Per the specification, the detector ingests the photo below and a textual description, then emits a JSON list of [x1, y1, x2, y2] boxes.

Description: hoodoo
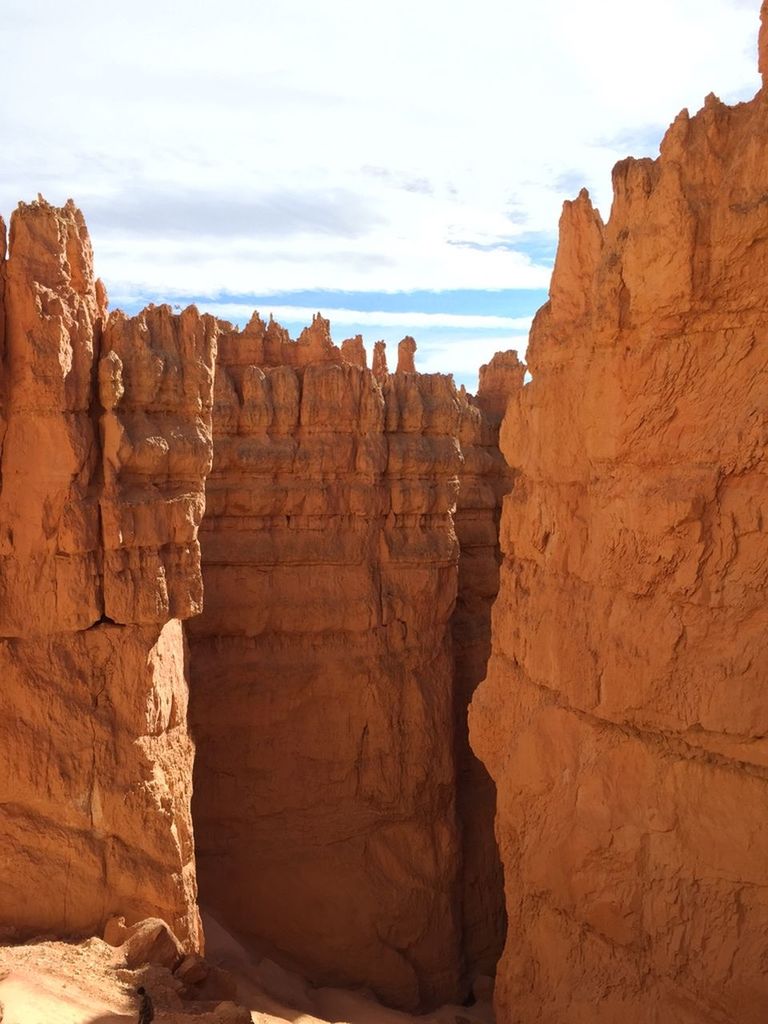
[[470, 12, 768, 1022], [0, 198, 217, 949]]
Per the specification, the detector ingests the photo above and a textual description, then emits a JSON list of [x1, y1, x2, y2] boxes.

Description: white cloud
[[0, 0, 761, 303], [193, 303, 533, 331], [97, 229, 551, 297], [416, 335, 530, 381]]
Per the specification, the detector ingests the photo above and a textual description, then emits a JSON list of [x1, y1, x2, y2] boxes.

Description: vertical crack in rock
[[453, 352, 524, 988]]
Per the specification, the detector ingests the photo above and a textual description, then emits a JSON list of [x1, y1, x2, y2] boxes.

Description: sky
[[0, 0, 762, 389]]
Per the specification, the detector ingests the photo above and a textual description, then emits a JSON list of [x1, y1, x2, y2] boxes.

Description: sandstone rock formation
[[0, 198, 216, 950], [188, 324, 520, 1009], [340, 333, 367, 369], [99, 304, 217, 623], [0, 198, 103, 635], [396, 336, 417, 373], [372, 339, 388, 382], [471, 25, 768, 1024], [0, 197, 518, 1006]]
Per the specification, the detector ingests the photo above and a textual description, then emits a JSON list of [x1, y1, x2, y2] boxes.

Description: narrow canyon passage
[[4, 12, 768, 1024], [187, 319, 521, 1011]]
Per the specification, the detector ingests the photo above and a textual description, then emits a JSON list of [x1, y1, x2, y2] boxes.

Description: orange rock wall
[[471, 74, 768, 1024], [188, 322, 519, 1009], [0, 200, 216, 949]]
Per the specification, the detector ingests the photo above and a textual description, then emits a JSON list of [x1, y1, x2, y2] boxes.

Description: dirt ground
[[0, 917, 494, 1024]]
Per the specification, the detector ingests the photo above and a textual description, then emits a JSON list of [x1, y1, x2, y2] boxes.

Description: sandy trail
[[0, 929, 493, 1024], [0, 938, 133, 1024]]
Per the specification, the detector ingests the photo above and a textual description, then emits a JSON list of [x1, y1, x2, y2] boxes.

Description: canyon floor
[[0, 916, 494, 1024]]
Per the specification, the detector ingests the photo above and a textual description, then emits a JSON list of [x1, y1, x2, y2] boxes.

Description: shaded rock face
[[0, 199, 217, 949], [188, 325, 520, 1009], [471, 61, 768, 1024], [452, 354, 523, 980]]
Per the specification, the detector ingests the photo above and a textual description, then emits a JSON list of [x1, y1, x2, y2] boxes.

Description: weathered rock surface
[[0, 198, 104, 635], [188, 321, 518, 1009], [396, 336, 417, 373], [341, 333, 367, 369], [120, 917, 186, 970], [0, 198, 216, 950], [99, 304, 217, 624], [373, 339, 389, 382], [0, 621, 201, 947], [471, 26, 768, 1024]]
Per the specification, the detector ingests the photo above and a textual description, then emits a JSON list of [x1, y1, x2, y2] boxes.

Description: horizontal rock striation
[[0, 198, 216, 949], [188, 321, 519, 1009], [471, 29, 768, 1024]]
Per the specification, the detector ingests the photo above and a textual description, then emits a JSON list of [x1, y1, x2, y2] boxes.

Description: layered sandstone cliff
[[0, 199, 216, 949], [471, 24, 768, 1024], [0, 197, 518, 1002], [188, 323, 519, 1009]]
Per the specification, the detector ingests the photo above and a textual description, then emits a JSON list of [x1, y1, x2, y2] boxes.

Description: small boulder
[[122, 918, 185, 970], [175, 952, 210, 987], [210, 1002, 251, 1024], [103, 915, 130, 947], [194, 964, 239, 1001]]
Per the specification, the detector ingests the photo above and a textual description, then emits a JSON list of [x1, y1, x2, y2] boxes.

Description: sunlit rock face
[[188, 321, 521, 1010], [0, 198, 216, 950], [471, 22, 768, 1024]]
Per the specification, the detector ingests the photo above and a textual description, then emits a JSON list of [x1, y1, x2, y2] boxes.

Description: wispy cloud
[[0, 0, 761, 386], [82, 187, 384, 240], [193, 302, 533, 332], [94, 232, 551, 298]]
